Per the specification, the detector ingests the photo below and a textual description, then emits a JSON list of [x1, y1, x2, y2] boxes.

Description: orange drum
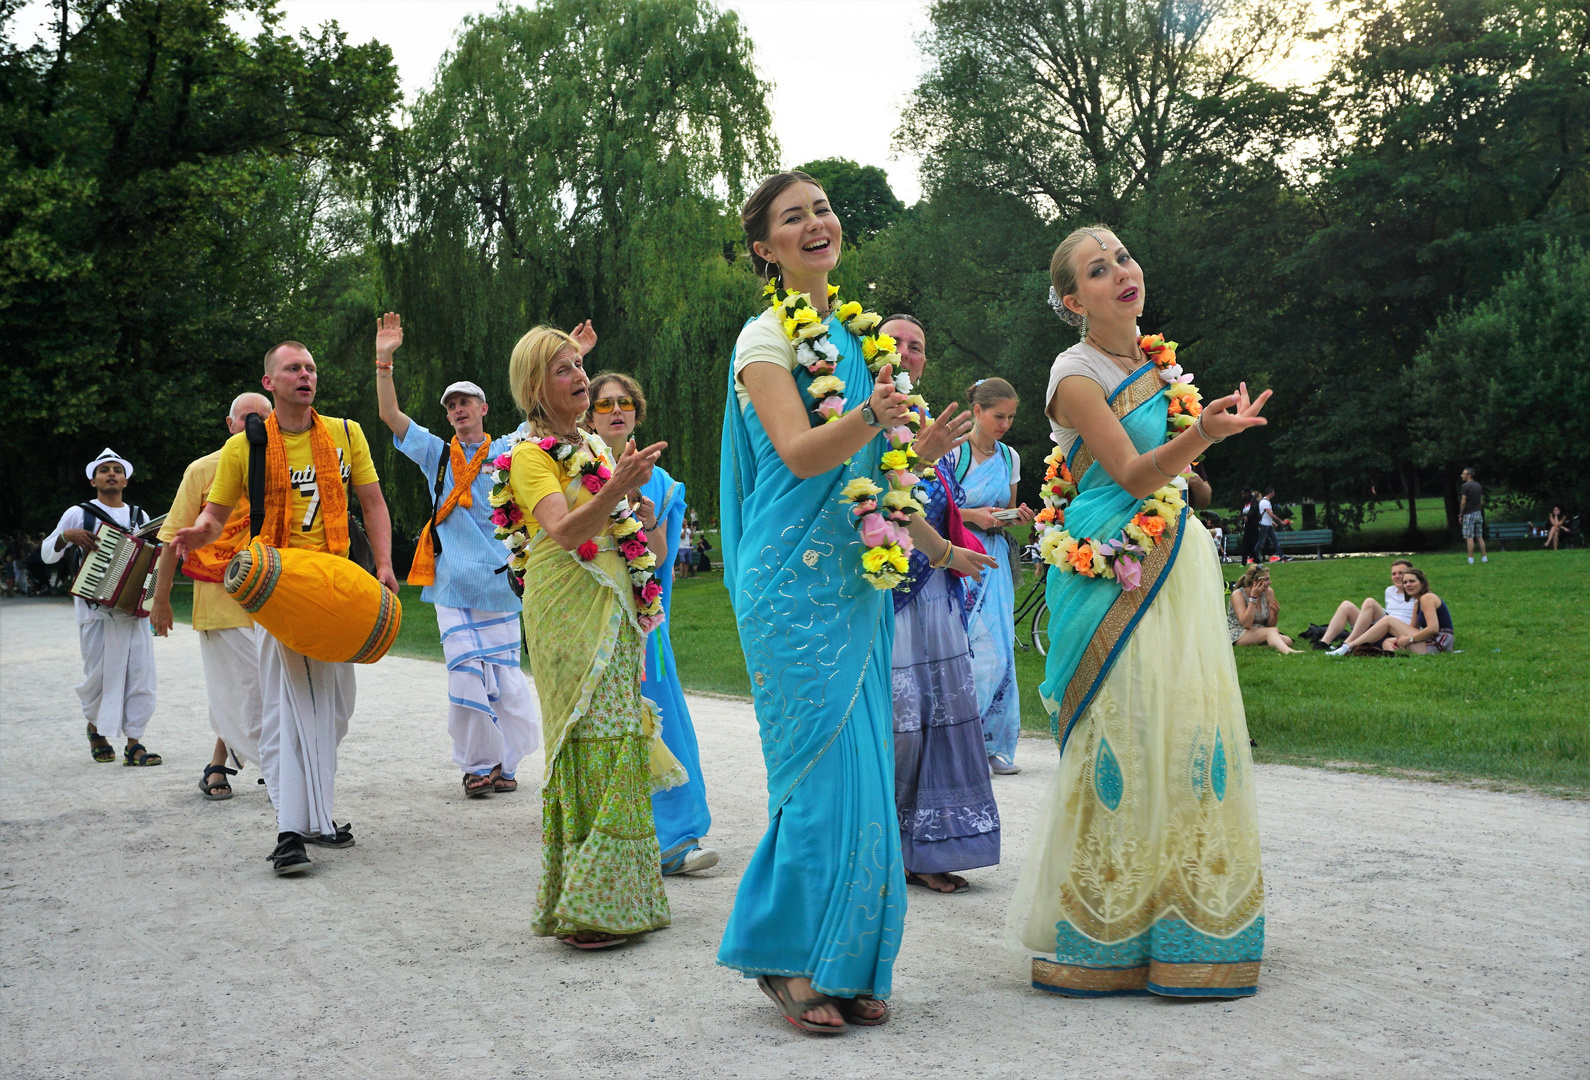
[[224, 540, 402, 664]]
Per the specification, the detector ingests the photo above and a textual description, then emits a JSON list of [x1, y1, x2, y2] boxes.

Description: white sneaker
[[1468, 556, 1475, 564], [1482, 556, 1488, 563], [665, 847, 719, 875], [1328, 643, 1352, 656]]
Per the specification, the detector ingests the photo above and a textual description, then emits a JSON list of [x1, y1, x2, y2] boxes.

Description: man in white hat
[[41, 448, 161, 766], [149, 392, 275, 801], [373, 312, 543, 798]]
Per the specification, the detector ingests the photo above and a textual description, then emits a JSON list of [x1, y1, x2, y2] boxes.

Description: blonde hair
[[509, 325, 581, 432], [586, 371, 648, 426], [1049, 224, 1115, 326], [1235, 564, 1270, 593]]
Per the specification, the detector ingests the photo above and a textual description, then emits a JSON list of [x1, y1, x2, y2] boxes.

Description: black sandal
[[268, 833, 311, 876], [464, 772, 494, 798], [86, 724, 115, 763], [490, 765, 517, 794], [122, 742, 162, 767], [305, 821, 354, 848], [200, 764, 237, 800]]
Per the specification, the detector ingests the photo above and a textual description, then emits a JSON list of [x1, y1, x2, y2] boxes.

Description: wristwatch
[[861, 402, 883, 428]]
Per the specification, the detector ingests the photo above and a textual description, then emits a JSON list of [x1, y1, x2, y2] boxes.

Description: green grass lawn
[[166, 548, 1588, 794]]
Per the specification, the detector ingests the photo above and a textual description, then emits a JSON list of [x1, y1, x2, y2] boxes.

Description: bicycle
[[1013, 559, 1051, 655]]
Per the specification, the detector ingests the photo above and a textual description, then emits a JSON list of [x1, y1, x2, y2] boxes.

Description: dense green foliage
[[4, 0, 1586, 547], [0, 0, 398, 526]]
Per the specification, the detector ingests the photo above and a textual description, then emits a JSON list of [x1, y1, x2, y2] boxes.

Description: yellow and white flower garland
[[763, 279, 930, 590]]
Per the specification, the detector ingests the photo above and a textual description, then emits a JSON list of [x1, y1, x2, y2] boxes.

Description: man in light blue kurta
[[374, 314, 540, 794]]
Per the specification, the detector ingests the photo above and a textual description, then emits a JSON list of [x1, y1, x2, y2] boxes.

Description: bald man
[[151, 392, 275, 801]]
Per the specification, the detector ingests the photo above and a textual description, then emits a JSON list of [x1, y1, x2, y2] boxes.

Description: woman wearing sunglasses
[[585, 373, 717, 877]]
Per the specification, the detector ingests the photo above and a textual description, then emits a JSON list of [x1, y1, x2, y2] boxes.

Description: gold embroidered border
[[1148, 960, 1262, 990], [1055, 874, 1266, 943], [1032, 959, 1148, 995], [1068, 366, 1165, 481], [1057, 510, 1183, 730]]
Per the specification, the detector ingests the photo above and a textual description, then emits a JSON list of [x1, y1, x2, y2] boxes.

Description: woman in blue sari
[[951, 378, 1034, 774], [719, 172, 994, 1033], [585, 372, 716, 875], [1008, 225, 1272, 998]]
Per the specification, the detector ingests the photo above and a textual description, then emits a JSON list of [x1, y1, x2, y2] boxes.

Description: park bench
[[1484, 521, 1532, 549], [1218, 528, 1333, 558]]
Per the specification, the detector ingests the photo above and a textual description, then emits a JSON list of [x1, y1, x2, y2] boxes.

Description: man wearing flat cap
[[373, 312, 543, 799], [41, 448, 162, 766]]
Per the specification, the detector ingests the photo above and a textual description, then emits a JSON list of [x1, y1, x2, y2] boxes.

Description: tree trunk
[[1403, 464, 1420, 541], [1444, 478, 1461, 539]]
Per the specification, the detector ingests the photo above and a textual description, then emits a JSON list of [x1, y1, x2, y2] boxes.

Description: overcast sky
[[10, 0, 1333, 206]]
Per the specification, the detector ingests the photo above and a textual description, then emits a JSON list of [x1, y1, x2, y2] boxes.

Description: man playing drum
[[372, 312, 542, 799], [41, 448, 161, 767], [150, 392, 274, 801], [174, 342, 401, 876]]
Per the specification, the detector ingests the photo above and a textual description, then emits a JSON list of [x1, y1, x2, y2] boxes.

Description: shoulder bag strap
[[77, 502, 128, 534], [245, 412, 268, 538], [428, 442, 450, 557], [953, 443, 974, 484]]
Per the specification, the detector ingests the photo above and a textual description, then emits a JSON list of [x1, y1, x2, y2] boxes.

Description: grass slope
[[164, 549, 1587, 793]]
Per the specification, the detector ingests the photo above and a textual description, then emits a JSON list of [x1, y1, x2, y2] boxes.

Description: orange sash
[[407, 435, 491, 586], [260, 410, 349, 555], [181, 499, 252, 582]]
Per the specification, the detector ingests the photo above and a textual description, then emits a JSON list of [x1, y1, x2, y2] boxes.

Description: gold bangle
[[933, 541, 955, 569], [1151, 445, 1176, 480]]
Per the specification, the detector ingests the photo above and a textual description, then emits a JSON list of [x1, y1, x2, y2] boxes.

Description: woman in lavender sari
[[883, 316, 1001, 894]]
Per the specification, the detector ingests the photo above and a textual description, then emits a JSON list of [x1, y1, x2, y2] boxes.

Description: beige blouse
[[1044, 340, 1135, 458]]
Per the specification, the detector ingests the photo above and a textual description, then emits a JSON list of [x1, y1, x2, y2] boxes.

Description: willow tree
[[377, 0, 776, 526]]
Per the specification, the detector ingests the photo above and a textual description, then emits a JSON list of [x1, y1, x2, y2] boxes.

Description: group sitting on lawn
[[1323, 564, 1455, 655]]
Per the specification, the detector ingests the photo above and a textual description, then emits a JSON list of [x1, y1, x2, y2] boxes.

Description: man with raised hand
[[41, 449, 160, 767], [373, 311, 542, 799], [150, 392, 274, 801], [174, 342, 399, 876]]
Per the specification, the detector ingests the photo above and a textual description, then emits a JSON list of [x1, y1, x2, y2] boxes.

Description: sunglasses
[[592, 396, 636, 414]]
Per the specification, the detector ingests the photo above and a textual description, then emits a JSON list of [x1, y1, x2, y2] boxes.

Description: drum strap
[[245, 412, 268, 538]]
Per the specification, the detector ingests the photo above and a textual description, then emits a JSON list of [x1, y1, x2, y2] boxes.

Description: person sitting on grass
[[1321, 558, 1415, 650], [1330, 567, 1453, 655], [1228, 565, 1300, 653]]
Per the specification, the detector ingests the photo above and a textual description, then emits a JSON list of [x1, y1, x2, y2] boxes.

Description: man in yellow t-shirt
[[173, 341, 398, 877], [150, 392, 273, 801]]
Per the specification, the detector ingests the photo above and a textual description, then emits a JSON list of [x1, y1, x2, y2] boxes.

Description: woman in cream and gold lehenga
[[492, 326, 685, 950], [1009, 225, 1272, 998]]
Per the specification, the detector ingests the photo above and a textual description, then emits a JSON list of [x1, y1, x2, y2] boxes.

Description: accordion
[[70, 516, 166, 617]]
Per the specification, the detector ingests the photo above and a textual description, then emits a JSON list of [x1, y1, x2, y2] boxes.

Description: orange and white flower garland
[[1035, 335, 1196, 592], [763, 279, 931, 590], [488, 430, 665, 629]]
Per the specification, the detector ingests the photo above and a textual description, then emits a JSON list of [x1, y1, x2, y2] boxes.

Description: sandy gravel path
[[1, 597, 1585, 1079]]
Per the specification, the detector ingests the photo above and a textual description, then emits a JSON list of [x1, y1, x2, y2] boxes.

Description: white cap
[[440, 381, 487, 407], [85, 447, 133, 480]]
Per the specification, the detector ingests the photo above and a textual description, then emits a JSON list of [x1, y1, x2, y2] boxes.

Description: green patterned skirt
[[533, 623, 671, 938]]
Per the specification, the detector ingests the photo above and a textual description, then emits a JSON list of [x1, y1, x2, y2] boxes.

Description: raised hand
[[570, 320, 598, 357], [913, 401, 973, 463], [611, 438, 666, 492], [376, 311, 403, 361], [1201, 381, 1272, 440], [868, 365, 912, 428]]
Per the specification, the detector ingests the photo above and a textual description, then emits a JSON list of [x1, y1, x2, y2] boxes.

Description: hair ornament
[[1048, 285, 1086, 328]]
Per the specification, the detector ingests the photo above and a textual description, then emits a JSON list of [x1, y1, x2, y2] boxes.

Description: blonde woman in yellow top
[[497, 326, 684, 949]]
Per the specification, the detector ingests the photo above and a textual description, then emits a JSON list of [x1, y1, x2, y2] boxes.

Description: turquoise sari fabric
[[957, 446, 1022, 767], [1039, 364, 1188, 746], [640, 466, 712, 870], [717, 312, 905, 999]]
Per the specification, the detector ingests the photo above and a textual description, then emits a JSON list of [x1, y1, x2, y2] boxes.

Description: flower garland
[[488, 430, 664, 630], [1034, 334, 1198, 592], [763, 279, 933, 591]]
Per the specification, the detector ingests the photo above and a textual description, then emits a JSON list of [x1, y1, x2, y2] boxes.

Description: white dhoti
[[76, 611, 156, 742], [437, 606, 541, 783], [199, 625, 265, 767], [257, 630, 355, 838]]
